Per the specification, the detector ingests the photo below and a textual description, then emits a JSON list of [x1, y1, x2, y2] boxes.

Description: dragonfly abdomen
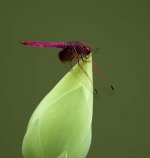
[[20, 41, 68, 48]]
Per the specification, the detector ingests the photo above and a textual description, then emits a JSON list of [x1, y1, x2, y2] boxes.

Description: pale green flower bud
[[22, 56, 93, 158]]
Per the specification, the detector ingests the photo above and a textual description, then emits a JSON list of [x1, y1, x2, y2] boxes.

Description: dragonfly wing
[[93, 62, 114, 95]]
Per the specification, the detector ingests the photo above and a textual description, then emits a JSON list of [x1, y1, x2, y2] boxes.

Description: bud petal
[[22, 56, 93, 158]]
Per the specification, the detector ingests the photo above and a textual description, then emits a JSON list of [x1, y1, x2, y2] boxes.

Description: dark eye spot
[[83, 45, 91, 52]]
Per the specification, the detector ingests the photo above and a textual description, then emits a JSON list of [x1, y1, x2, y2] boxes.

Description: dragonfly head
[[81, 42, 92, 55]]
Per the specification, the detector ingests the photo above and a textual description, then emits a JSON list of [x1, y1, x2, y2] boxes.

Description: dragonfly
[[20, 41, 92, 67], [20, 40, 114, 94]]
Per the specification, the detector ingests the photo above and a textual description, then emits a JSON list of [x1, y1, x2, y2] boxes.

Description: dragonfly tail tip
[[19, 41, 27, 45]]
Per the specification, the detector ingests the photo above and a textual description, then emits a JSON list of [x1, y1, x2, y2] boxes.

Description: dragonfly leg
[[69, 46, 79, 70], [69, 56, 77, 70], [69, 59, 73, 69], [76, 55, 92, 82], [80, 54, 91, 62], [77, 54, 99, 94]]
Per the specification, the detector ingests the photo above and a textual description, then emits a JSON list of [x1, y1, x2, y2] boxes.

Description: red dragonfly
[[20, 40, 114, 94], [20, 41, 92, 67]]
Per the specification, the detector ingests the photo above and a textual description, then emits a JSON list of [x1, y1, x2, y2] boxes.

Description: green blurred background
[[0, 0, 150, 157]]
